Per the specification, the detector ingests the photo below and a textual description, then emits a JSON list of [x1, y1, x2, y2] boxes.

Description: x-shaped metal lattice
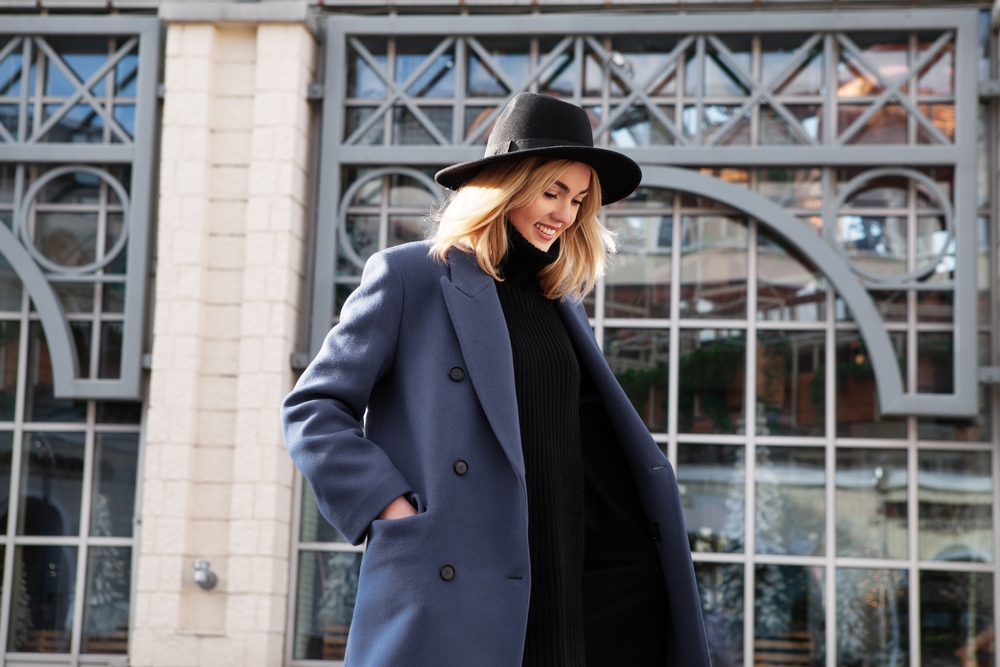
[[0, 36, 137, 144], [835, 30, 954, 145], [343, 29, 955, 149]]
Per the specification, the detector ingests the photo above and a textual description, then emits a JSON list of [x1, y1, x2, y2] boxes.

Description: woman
[[282, 92, 711, 667]]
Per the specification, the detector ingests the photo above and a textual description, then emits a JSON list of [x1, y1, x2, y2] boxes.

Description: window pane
[[696, 562, 744, 667], [756, 331, 825, 436], [756, 446, 825, 556], [836, 448, 907, 559], [0, 320, 19, 420], [920, 571, 993, 667], [34, 211, 99, 267], [81, 546, 130, 654], [300, 483, 348, 543], [678, 444, 744, 553], [836, 568, 908, 667], [918, 451, 993, 562], [18, 431, 85, 536], [388, 215, 433, 249], [757, 230, 826, 322], [757, 169, 822, 209], [293, 551, 363, 660], [605, 215, 672, 319], [8, 545, 77, 653], [604, 328, 669, 433], [916, 332, 952, 394], [98, 321, 123, 380], [26, 322, 87, 422], [679, 329, 746, 435], [96, 401, 142, 425], [835, 213, 907, 278], [91, 433, 139, 538], [0, 254, 23, 311], [0, 432, 11, 533], [754, 565, 824, 667], [680, 214, 748, 319], [835, 332, 906, 439]]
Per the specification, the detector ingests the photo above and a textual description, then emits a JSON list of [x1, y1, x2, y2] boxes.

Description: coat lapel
[[440, 249, 525, 480]]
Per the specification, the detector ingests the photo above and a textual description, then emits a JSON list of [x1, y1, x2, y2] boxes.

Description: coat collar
[[440, 248, 524, 480]]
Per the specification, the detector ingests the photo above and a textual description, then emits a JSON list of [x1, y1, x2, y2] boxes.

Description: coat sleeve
[[281, 250, 412, 545]]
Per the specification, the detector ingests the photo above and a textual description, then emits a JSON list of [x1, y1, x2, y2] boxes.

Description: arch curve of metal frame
[[643, 166, 975, 418]]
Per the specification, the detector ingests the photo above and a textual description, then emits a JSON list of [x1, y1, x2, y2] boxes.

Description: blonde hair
[[430, 157, 615, 302]]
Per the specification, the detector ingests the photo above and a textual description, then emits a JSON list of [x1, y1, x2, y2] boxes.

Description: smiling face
[[508, 161, 593, 252]]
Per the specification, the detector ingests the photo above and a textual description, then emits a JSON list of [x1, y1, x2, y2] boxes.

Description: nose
[[551, 199, 575, 224]]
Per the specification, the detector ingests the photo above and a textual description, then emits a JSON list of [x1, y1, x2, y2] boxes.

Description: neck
[[498, 224, 560, 283]]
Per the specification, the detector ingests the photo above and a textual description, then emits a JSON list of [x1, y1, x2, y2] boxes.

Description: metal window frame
[[0, 16, 160, 400], [313, 8, 978, 417]]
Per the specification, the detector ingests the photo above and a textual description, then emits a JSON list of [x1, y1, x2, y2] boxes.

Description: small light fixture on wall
[[193, 560, 218, 590]]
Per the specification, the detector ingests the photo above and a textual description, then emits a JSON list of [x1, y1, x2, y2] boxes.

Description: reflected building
[[0, 2, 996, 667]]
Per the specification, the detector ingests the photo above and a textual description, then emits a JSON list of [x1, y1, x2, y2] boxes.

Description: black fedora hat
[[435, 93, 641, 205]]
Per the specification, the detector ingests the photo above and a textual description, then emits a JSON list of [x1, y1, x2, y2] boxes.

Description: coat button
[[440, 565, 456, 581], [448, 367, 465, 382], [454, 460, 468, 475]]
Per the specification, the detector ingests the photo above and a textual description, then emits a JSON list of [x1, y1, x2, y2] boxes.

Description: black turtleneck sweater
[[495, 229, 586, 667], [496, 227, 670, 667]]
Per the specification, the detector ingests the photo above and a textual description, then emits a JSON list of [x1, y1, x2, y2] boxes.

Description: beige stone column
[[135, 20, 315, 667]]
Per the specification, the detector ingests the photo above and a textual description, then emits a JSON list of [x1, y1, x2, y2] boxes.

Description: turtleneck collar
[[498, 223, 561, 283]]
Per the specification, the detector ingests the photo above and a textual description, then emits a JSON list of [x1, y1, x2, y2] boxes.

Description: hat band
[[485, 137, 590, 157]]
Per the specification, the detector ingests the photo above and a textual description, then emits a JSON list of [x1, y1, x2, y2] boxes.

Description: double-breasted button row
[[448, 367, 465, 382], [440, 565, 456, 581]]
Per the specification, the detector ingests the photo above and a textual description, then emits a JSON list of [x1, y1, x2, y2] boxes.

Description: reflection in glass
[[387, 172, 437, 208], [920, 571, 993, 667], [18, 431, 85, 536], [756, 331, 825, 436], [756, 447, 824, 556], [96, 401, 141, 425], [8, 545, 76, 652], [754, 565, 824, 667], [26, 322, 87, 422], [344, 107, 383, 145], [678, 329, 745, 434], [916, 332, 952, 394], [919, 451, 992, 562], [35, 211, 98, 267], [919, 385, 990, 443], [604, 328, 668, 433], [763, 37, 823, 96], [916, 291, 952, 323], [465, 106, 497, 143], [466, 38, 529, 97], [347, 39, 387, 98], [695, 563, 743, 667], [757, 231, 826, 322], [836, 569, 908, 667], [82, 547, 131, 654], [757, 169, 822, 209], [835, 333, 906, 439], [677, 444, 744, 553], [835, 214, 906, 278], [0, 433, 10, 532], [340, 215, 379, 276], [679, 215, 747, 319], [99, 322, 123, 380], [53, 283, 95, 312], [760, 105, 819, 145], [388, 216, 432, 249], [836, 449, 907, 559], [91, 433, 139, 537], [609, 106, 674, 147], [396, 41, 454, 98], [0, 321, 18, 420], [692, 39, 751, 97], [293, 551, 363, 660], [844, 105, 908, 145], [300, 483, 348, 543], [391, 107, 450, 145], [605, 216, 671, 319], [0, 254, 22, 311]]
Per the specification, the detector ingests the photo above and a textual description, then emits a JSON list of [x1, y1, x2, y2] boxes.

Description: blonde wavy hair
[[430, 156, 615, 302]]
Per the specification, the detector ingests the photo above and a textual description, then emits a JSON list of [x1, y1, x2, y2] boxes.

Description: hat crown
[[485, 93, 594, 158]]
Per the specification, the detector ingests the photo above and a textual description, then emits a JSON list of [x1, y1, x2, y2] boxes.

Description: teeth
[[535, 223, 556, 236]]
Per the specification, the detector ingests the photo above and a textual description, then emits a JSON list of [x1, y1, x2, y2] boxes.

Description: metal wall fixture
[[0, 17, 160, 400], [310, 8, 978, 417], [193, 560, 218, 590]]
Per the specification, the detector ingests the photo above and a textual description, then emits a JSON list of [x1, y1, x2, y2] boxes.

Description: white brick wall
[[136, 21, 316, 667]]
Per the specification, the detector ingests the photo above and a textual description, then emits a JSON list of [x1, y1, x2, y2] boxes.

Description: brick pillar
[[134, 21, 315, 667]]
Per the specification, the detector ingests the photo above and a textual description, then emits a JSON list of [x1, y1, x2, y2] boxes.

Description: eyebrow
[[552, 180, 590, 196]]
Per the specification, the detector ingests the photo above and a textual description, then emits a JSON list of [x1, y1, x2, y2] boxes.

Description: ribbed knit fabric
[[495, 228, 586, 667]]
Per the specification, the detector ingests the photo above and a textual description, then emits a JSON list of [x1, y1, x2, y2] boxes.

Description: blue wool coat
[[282, 241, 711, 667]]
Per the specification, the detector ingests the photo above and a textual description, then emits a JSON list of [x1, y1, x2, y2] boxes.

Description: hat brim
[[434, 145, 642, 206]]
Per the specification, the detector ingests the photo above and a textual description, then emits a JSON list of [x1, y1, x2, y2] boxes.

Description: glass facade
[[0, 24, 152, 662], [298, 10, 997, 666]]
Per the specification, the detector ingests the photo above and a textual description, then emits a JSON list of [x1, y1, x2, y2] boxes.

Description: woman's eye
[[543, 192, 558, 199], [572, 200, 583, 206]]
